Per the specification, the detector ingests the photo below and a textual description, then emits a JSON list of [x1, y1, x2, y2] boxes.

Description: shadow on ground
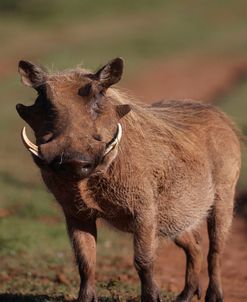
[[0, 294, 73, 302], [0, 294, 71, 302], [0, 293, 142, 302]]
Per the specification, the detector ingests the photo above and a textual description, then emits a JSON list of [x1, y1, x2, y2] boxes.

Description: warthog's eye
[[92, 134, 102, 141], [78, 83, 92, 97], [39, 132, 54, 144]]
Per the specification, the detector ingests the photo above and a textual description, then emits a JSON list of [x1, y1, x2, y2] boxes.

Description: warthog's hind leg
[[174, 230, 203, 302], [206, 190, 234, 302]]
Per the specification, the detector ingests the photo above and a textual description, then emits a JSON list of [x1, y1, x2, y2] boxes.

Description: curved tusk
[[21, 127, 38, 151], [104, 123, 122, 156], [21, 126, 41, 158]]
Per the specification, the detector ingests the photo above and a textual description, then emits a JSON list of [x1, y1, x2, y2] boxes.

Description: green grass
[[0, 0, 247, 71], [0, 212, 174, 301]]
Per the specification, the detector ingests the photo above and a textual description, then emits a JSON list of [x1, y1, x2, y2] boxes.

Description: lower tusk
[[28, 147, 40, 158], [104, 123, 122, 156], [104, 144, 114, 156]]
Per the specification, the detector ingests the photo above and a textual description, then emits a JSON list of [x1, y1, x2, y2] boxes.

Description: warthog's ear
[[116, 104, 132, 119], [95, 57, 124, 89], [18, 60, 46, 88]]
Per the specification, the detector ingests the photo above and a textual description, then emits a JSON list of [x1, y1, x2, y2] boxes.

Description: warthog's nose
[[76, 160, 95, 176], [51, 157, 95, 178]]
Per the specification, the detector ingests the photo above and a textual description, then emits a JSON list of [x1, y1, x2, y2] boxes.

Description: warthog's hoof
[[141, 290, 161, 302], [77, 289, 98, 302], [77, 295, 97, 302], [141, 295, 161, 302], [174, 284, 202, 302], [205, 284, 223, 302]]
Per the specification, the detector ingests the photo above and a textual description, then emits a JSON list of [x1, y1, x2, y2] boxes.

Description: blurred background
[[0, 1, 246, 301]]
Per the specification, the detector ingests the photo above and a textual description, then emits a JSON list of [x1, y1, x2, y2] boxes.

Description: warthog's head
[[16, 58, 131, 180]]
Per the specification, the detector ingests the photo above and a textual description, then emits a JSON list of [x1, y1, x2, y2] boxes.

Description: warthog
[[16, 58, 241, 302]]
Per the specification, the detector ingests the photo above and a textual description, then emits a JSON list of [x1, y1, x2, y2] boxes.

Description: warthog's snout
[[50, 156, 96, 178], [21, 126, 99, 178], [20, 124, 123, 179]]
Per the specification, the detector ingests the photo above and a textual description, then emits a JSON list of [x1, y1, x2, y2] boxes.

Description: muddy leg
[[66, 216, 97, 302], [174, 230, 203, 302], [133, 212, 161, 302], [206, 192, 234, 302]]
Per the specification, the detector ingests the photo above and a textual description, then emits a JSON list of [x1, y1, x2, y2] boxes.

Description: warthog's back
[[146, 99, 241, 236]]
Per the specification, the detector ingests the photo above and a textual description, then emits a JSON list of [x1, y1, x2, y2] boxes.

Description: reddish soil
[[125, 55, 247, 103], [124, 55, 247, 302], [154, 218, 247, 302]]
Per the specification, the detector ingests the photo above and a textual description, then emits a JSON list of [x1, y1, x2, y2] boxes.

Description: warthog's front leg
[[133, 210, 161, 302], [66, 216, 97, 302]]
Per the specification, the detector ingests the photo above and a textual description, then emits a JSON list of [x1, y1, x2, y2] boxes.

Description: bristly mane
[[107, 89, 214, 156], [108, 86, 241, 141]]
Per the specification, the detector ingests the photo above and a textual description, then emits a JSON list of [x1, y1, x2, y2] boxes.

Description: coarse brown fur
[[16, 58, 241, 302]]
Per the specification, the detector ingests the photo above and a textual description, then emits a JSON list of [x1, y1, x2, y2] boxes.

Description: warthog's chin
[[20, 123, 122, 178]]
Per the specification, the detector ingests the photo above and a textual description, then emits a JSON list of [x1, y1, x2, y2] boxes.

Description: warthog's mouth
[[21, 123, 122, 170]]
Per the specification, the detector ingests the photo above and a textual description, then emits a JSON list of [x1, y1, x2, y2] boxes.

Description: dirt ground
[[125, 55, 247, 302], [154, 218, 247, 302]]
